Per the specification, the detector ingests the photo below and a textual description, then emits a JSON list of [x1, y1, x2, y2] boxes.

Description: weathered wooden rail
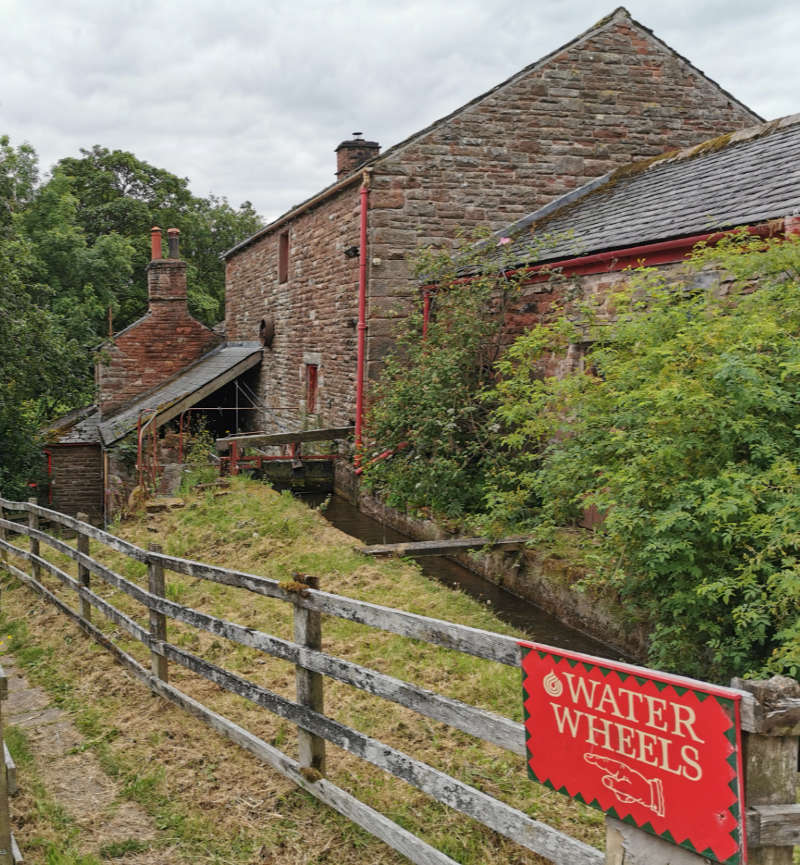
[[360, 535, 530, 557], [0, 496, 798, 864], [216, 426, 353, 478]]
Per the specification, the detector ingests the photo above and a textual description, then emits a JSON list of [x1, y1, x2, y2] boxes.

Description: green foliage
[[178, 419, 218, 491], [0, 158, 93, 497], [53, 145, 262, 328], [488, 231, 800, 679], [362, 232, 530, 518], [0, 134, 263, 497]]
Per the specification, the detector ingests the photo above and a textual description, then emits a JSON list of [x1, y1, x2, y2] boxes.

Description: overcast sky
[[2, 1, 798, 223]]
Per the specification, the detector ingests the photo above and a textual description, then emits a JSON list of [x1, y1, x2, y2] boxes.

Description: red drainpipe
[[422, 289, 431, 339], [354, 173, 370, 465]]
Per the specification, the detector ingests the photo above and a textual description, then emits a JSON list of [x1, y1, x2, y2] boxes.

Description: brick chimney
[[335, 133, 380, 178], [147, 226, 187, 308], [97, 226, 222, 417]]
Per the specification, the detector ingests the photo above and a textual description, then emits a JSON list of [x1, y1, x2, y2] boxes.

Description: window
[[278, 231, 289, 283], [305, 364, 318, 413]]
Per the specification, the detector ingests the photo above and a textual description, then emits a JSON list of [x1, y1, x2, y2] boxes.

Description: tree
[[0, 149, 92, 497], [51, 146, 262, 330]]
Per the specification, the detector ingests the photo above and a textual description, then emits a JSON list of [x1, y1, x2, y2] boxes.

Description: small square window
[[278, 231, 289, 283]]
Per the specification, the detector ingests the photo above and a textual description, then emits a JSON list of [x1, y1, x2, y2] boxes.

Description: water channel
[[305, 493, 625, 661]]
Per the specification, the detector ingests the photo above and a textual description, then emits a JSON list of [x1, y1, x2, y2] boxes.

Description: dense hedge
[[365, 231, 800, 680]]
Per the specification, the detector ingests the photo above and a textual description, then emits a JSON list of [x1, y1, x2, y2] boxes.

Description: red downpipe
[[354, 175, 369, 465]]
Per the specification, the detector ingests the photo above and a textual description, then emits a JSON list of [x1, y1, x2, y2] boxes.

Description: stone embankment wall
[[334, 462, 646, 659]]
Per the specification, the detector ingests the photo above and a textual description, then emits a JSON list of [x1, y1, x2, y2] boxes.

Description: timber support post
[[734, 676, 800, 865], [27, 498, 39, 581], [0, 666, 11, 864], [292, 574, 326, 776], [0, 504, 6, 568], [76, 512, 91, 623], [147, 544, 168, 682]]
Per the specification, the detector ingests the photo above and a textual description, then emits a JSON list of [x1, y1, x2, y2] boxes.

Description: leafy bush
[[362, 233, 528, 518], [488, 232, 800, 679]]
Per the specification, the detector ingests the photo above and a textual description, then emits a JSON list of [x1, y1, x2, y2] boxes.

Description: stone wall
[[364, 11, 758, 379], [48, 445, 103, 524], [225, 186, 363, 433], [225, 8, 759, 427]]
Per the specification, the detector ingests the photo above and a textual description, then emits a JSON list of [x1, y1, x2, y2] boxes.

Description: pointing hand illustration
[[584, 753, 665, 817]]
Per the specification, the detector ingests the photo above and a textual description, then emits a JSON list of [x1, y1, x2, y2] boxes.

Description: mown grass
[[0, 477, 604, 863]]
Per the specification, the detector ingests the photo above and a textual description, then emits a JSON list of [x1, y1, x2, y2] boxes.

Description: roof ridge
[[224, 8, 659, 259], [224, 8, 760, 260]]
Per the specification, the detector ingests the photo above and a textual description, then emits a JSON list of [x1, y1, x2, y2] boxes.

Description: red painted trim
[[354, 181, 369, 465], [418, 222, 783, 301], [522, 222, 781, 282]]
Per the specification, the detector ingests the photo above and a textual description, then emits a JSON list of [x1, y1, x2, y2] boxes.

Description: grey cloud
[[1, 0, 797, 221]]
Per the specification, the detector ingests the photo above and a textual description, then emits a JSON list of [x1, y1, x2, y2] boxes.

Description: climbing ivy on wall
[[362, 232, 530, 519]]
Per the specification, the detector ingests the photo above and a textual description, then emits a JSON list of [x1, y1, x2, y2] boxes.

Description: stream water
[[305, 493, 625, 660]]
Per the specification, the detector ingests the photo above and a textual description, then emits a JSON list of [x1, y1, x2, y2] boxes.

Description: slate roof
[[98, 342, 262, 445], [223, 7, 759, 261], [45, 405, 102, 445], [495, 113, 800, 268]]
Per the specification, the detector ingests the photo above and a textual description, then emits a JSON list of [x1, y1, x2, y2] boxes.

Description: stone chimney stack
[[147, 227, 187, 308], [335, 133, 380, 178]]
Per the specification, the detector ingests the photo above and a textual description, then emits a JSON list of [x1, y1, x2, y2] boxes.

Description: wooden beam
[[747, 804, 800, 847], [360, 536, 530, 557], [216, 426, 354, 451], [2, 517, 522, 668], [3, 744, 16, 797]]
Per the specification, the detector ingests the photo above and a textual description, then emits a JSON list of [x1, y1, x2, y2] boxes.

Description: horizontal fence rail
[[2, 496, 799, 865], [0, 496, 603, 865]]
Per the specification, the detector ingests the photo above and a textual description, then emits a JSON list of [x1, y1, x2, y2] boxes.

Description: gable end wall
[[365, 16, 758, 380]]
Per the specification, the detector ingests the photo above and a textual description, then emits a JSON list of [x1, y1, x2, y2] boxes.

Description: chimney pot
[[335, 135, 380, 178], [167, 227, 180, 259], [150, 226, 162, 260]]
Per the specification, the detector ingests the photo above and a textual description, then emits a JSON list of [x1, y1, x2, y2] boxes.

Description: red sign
[[520, 641, 746, 864]]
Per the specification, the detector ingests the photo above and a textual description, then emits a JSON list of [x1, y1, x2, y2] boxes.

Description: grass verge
[[0, 477, 604, 864]]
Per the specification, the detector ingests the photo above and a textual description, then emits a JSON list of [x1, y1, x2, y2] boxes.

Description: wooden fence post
[[76, 512, 91, 623], [0, 504, 6, 569], [27, 498, 39, 581], [734, 676, 800, 865], [0, 666, 12, 864], [147, 544, 168, 682], [293, 575, 326, 775]]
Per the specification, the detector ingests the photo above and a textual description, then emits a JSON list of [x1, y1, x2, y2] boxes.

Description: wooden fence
[[0, 664, 22, 864], [0, 496, 798, 865]]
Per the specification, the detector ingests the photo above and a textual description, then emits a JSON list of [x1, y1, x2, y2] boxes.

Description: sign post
[[519, 641, 747, 864]]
